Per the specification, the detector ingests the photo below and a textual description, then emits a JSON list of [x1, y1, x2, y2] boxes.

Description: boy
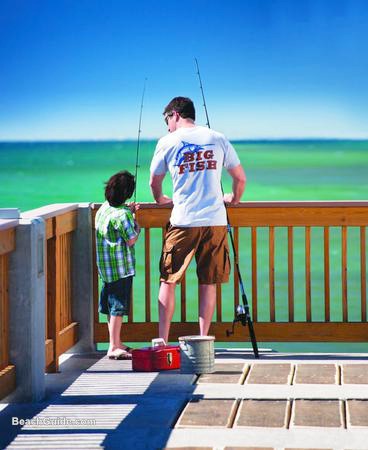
[[95, 170, 140, 359]]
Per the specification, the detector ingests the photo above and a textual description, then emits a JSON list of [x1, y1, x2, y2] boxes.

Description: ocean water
[[1, 140, 367, 352], [1, 139, 368, 211]]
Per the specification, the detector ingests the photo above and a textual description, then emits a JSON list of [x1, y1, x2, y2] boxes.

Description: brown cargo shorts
[[159, 224, 230, 284]]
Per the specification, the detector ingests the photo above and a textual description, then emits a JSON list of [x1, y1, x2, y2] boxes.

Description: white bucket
[[178, 335, 215, 374]]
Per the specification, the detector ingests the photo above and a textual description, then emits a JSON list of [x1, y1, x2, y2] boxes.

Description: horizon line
[[1, 137, 368, 144]]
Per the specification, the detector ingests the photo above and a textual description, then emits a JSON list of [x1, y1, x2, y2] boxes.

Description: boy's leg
[[106, 277, 133, 354], [107, 315, 123, 352], [198, 283, 216, 335], [158, 281, 176, 343]]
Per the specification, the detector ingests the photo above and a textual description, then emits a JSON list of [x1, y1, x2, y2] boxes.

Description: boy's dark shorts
[[160, 224, 230, 284], [99, 276, 133, 316]]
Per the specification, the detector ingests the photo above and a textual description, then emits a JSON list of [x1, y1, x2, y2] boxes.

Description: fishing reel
[[226, 304, 249, 337]]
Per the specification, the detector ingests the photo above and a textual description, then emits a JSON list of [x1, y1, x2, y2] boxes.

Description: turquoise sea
[[1, 140, 367, 352], [1, 139, 368, 211]]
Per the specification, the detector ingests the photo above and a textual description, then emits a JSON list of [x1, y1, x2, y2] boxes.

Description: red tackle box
[[131, 339, 181, 372]]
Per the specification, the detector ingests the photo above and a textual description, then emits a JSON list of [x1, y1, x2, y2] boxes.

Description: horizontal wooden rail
[[94, 321, 368, 343], [92, 201, 368, 344]]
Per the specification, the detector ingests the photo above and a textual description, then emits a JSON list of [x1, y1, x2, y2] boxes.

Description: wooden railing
[[23, 205, 79, 372], [0, 220, 17, 399], [92, 201, 368, 344]]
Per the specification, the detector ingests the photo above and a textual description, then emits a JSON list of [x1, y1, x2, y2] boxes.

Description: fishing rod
[[133, 78, 147, 204], [194, 58, 259, 358]]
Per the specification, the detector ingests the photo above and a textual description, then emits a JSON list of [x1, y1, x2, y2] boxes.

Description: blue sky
[[1, 0, 367, 140]]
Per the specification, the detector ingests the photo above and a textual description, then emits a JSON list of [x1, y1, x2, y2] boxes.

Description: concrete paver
[[176, 399, 237, 428], [197, 364, 247, 384], [293, 364, 338, 384], [246, 364, 293, 384], [346, 399, 368, 427], [291, 400, 343, 428], [342, 364, 368, 384], [234, 400, 289, 428]]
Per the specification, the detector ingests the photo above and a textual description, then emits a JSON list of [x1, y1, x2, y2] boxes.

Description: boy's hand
[[127, 202, 140, 213], [134, 221, 141, 235]]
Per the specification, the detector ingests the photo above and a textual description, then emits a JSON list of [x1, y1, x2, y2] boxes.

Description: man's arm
[[149, 173, 173, 205], [224, 164, 246, 205]]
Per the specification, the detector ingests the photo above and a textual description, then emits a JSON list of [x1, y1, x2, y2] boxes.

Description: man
[[149, 97, 246, 343]]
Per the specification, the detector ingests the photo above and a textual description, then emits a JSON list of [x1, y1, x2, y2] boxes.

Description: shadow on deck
[[0, 351, 195, 449], [1, 349, 368, 449]]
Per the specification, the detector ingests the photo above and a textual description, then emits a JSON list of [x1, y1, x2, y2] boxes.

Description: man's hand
[[150, 173, 172, 204], [226, 164, 246, 204], [223, 193, 235, 205], [157, 195, 173, 205]]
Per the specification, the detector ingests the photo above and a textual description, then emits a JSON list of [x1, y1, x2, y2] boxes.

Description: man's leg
[[158, 281, 176, 343], [199, 283, 216, 335]]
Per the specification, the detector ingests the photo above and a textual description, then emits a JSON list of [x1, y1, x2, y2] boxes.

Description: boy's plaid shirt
[[95, 201, 138, 282]]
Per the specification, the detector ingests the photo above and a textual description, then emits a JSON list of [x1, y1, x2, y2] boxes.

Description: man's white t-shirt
[[150, 125, 240, 227]]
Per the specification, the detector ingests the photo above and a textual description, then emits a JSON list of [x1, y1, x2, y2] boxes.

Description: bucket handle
[[151, 338, 166, 348]]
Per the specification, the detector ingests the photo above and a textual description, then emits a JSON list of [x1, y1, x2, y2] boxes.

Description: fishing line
[[194, 58, 259, 358], [133, 78, 147, 204]]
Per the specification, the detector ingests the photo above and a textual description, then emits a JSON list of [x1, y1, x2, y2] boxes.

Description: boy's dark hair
[[163, 97, 195, 121], [104, 170, 135, 207]]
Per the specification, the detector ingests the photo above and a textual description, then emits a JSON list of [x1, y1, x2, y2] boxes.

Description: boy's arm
[[126, 220, 140, 247]]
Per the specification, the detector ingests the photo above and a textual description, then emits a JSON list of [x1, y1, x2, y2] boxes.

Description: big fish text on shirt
[[178, 150, 217, 175]]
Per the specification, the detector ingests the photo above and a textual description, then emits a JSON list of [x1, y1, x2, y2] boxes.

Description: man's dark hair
[[104, 170, 135, 207], [163, 97, 195, 121]]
